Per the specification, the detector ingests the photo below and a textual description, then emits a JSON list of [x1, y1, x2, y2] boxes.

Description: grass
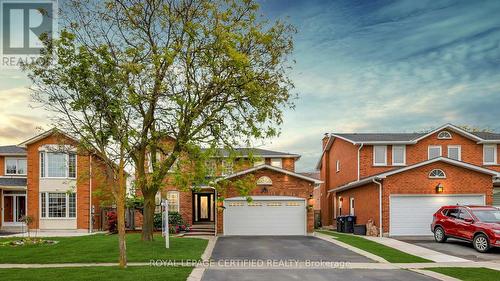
[[427, 267, 500, 281], [317, 230, 432, 263], [0, 266, 193, 281], [0, 234, 208, 264]]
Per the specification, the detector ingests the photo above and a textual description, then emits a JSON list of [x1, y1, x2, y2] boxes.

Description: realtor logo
[[0, 0, 57, 68]]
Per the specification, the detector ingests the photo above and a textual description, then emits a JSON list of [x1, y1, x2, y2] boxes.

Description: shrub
[[106, 211, 118, 233], [153, 211, 188, 232]]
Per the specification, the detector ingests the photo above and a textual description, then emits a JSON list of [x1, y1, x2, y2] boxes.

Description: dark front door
[[197, 194, 212, 222]]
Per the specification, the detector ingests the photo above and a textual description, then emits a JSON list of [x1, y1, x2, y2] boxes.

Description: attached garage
[[389, 194, 485, 236], [223, 196, 306, 236]]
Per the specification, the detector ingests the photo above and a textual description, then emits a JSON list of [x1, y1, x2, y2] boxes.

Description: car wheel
[[473, 234, 490, 253], [434, 226, 447, 243]]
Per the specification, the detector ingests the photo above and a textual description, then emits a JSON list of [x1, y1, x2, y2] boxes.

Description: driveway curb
[[409, 269, 460, 281], [188, 236, 217, 281], [314, 232, 388, 263]]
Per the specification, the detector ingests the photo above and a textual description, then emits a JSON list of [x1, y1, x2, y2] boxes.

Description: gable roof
[[17, 128, 78, 147], [329, 157, 500, 193], [0, 145, 26, 155], [214, 164, 322, 184], [204, 148, 300, 159]]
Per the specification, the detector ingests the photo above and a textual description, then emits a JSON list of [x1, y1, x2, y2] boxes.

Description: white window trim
[[349, 197, 355, 216], [336, 160, 340, 172], [429, 169, 446, 179], [253, 158, 265, 167], [447, 145, 462, 161], [166, 191, 180, 212], [392, 145, 406, 166], [4, 157, 27, 175], [221, 160, 234, 176], [483, 144, 498, 165], [40, 192, 77, 219], [40, 152, 77, 179], [373, 145, 387, 166], [270, 158, 283, 168], [437, 131, 452, 139], [428, 145, 442, 160]]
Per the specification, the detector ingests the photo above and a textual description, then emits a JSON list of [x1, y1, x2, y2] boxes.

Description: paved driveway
[[202, 269, 436, 281], [210, 236, 373, 262], [399, 237, 500, 262]]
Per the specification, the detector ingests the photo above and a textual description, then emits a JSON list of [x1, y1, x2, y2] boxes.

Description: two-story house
[[0, 129, 112, 233], [152, 148, 322, 236], [317, 124, 500, 237]]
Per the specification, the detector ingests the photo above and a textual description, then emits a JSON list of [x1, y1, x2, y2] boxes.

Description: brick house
[[151, 148, 322, 236], [317, 124, 500, 236], [0, 129, 113, 232]]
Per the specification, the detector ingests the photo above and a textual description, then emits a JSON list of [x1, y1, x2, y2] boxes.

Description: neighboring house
[[317, 124, 500, 236], [0, 129, 112, 232], [147, 147, 322, 236]]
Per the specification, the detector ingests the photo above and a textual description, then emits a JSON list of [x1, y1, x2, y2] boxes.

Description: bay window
[[40, 152, 77, 178], [5, 158, 27, 175], [40, 192, 76, 218]]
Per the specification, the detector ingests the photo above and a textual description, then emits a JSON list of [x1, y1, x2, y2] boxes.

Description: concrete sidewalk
[[2, 231, 105, 238], [363, 236, 470, 263]]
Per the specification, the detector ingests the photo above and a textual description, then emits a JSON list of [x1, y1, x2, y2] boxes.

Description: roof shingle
[[0, 145, 26, 155]]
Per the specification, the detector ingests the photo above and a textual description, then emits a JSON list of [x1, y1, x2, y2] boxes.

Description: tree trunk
[[141, 190, 156, 241], [117, 159, 127, 268]]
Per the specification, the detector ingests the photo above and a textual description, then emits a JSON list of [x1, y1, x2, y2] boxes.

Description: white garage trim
[[223, 196, 307, 236], [389, 194, 486, 236]]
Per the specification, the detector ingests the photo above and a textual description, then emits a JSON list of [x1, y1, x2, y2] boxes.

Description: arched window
[[437, 131, 452, 139], [429, 169, 446, 179], [256, 176, 272, 185]]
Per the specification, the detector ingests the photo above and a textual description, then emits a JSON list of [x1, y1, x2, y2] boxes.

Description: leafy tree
[[24, 0, 295, 252]]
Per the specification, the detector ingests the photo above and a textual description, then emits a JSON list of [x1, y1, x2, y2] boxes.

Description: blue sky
[[1, 0, 500, 171]]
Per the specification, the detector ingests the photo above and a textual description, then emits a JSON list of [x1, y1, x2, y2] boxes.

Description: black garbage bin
[[353, 224, 366, 235], [336, 216, 345, 233], [345, 215, 356, 233]]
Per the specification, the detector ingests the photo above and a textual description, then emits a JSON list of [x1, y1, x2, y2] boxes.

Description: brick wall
[[336, 182, 379, 226], [0, 156, 4, 176]]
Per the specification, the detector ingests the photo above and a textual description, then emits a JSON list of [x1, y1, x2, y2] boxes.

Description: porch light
[[435, 183, 444, 193]]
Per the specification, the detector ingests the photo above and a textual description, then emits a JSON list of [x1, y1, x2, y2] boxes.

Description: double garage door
[[223, 197, 306, 236], [390, 194, 485, 236]]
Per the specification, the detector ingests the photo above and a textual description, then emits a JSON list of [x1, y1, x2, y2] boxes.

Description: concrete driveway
[[210, 236, 373, 262], [399, 237, 500, 262]]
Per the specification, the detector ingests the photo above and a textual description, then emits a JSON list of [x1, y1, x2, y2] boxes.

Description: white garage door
[[390, 194, 485, 236], [223, 196, 306, 236]]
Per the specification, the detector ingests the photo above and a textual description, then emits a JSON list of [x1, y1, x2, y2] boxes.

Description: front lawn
[[317, 230, 431, 263], [427, 267, 500, 281], [0, 266, 193, 281], [0, 234, 207, 264]]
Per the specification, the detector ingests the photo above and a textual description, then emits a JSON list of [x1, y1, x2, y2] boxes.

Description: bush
[[106, 211, 117, 233], [153, 211, 189, 233]]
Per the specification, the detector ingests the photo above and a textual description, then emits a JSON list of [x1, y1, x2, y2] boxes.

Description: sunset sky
[[1, 0, 500, 171]]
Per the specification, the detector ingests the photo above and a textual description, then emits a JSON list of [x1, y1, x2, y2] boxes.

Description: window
[[5, 158, 27, 175], [444, 208, 459, 219], [484, 144, 497, 165], [373, 146, 387, 166], [447, 145, 461, 161], [40, 152, 77, 178], [458, 208, 472, 221], [253, 158, 265, 167], [429, 169, 446, 178], [166, 191, 180, 212], [437, 131, 452, 139], [428, 145, 442, 159], [206, 160, 217, 176], [270, 158, 282, 168], [336, 160, 340, 172], [40, 192, 76, 218], [392, 145, 406, 166], [221, 160, 233, 176], [349, 197, 355, 215]]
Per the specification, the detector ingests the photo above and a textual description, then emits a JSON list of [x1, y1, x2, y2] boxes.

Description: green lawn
[[0, 266, 193, 281], [0, 234, 207, 264], [317, 230, 432, 263], [427, 267, 500, 281]]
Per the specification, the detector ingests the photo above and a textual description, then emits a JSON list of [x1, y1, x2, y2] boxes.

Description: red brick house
[[317, 124, 500, 236], [0, 129, 112, 232], [154, 148, 322, 236]]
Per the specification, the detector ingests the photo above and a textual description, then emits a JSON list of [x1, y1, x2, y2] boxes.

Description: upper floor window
[[336, 160, 340, 172], [392, 145, 406, 166], [447, 145, 461, 161], [270, 158, 282, 168], [253, 158, 265, 167], [206, 160, 217, 176], [429, 169, 446, 179], [40, 152, 76, 179], [484, 144, 497, 165], [428, 145, 442, 159], [5, 158, 27, 175], [221, 160, 233, 176], [373, 145, 387, 166], [437, 131, 452, 139]]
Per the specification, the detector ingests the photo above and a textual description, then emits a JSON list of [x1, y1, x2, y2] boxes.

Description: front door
[[197, 194, 211, 222], [2, 194, 26, 225]]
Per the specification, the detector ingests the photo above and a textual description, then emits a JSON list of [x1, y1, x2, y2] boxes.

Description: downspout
[[214, 188, 217, 236], [372, 178, 382, 237], [357, 143, 364, 181], [89, 155, 93, 233]]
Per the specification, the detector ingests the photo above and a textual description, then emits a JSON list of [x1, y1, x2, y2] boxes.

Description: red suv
[[431, 205, 500, 252]]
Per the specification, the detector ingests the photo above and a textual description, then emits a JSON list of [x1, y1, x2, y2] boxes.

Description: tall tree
[[25, 0, 295, 242]]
